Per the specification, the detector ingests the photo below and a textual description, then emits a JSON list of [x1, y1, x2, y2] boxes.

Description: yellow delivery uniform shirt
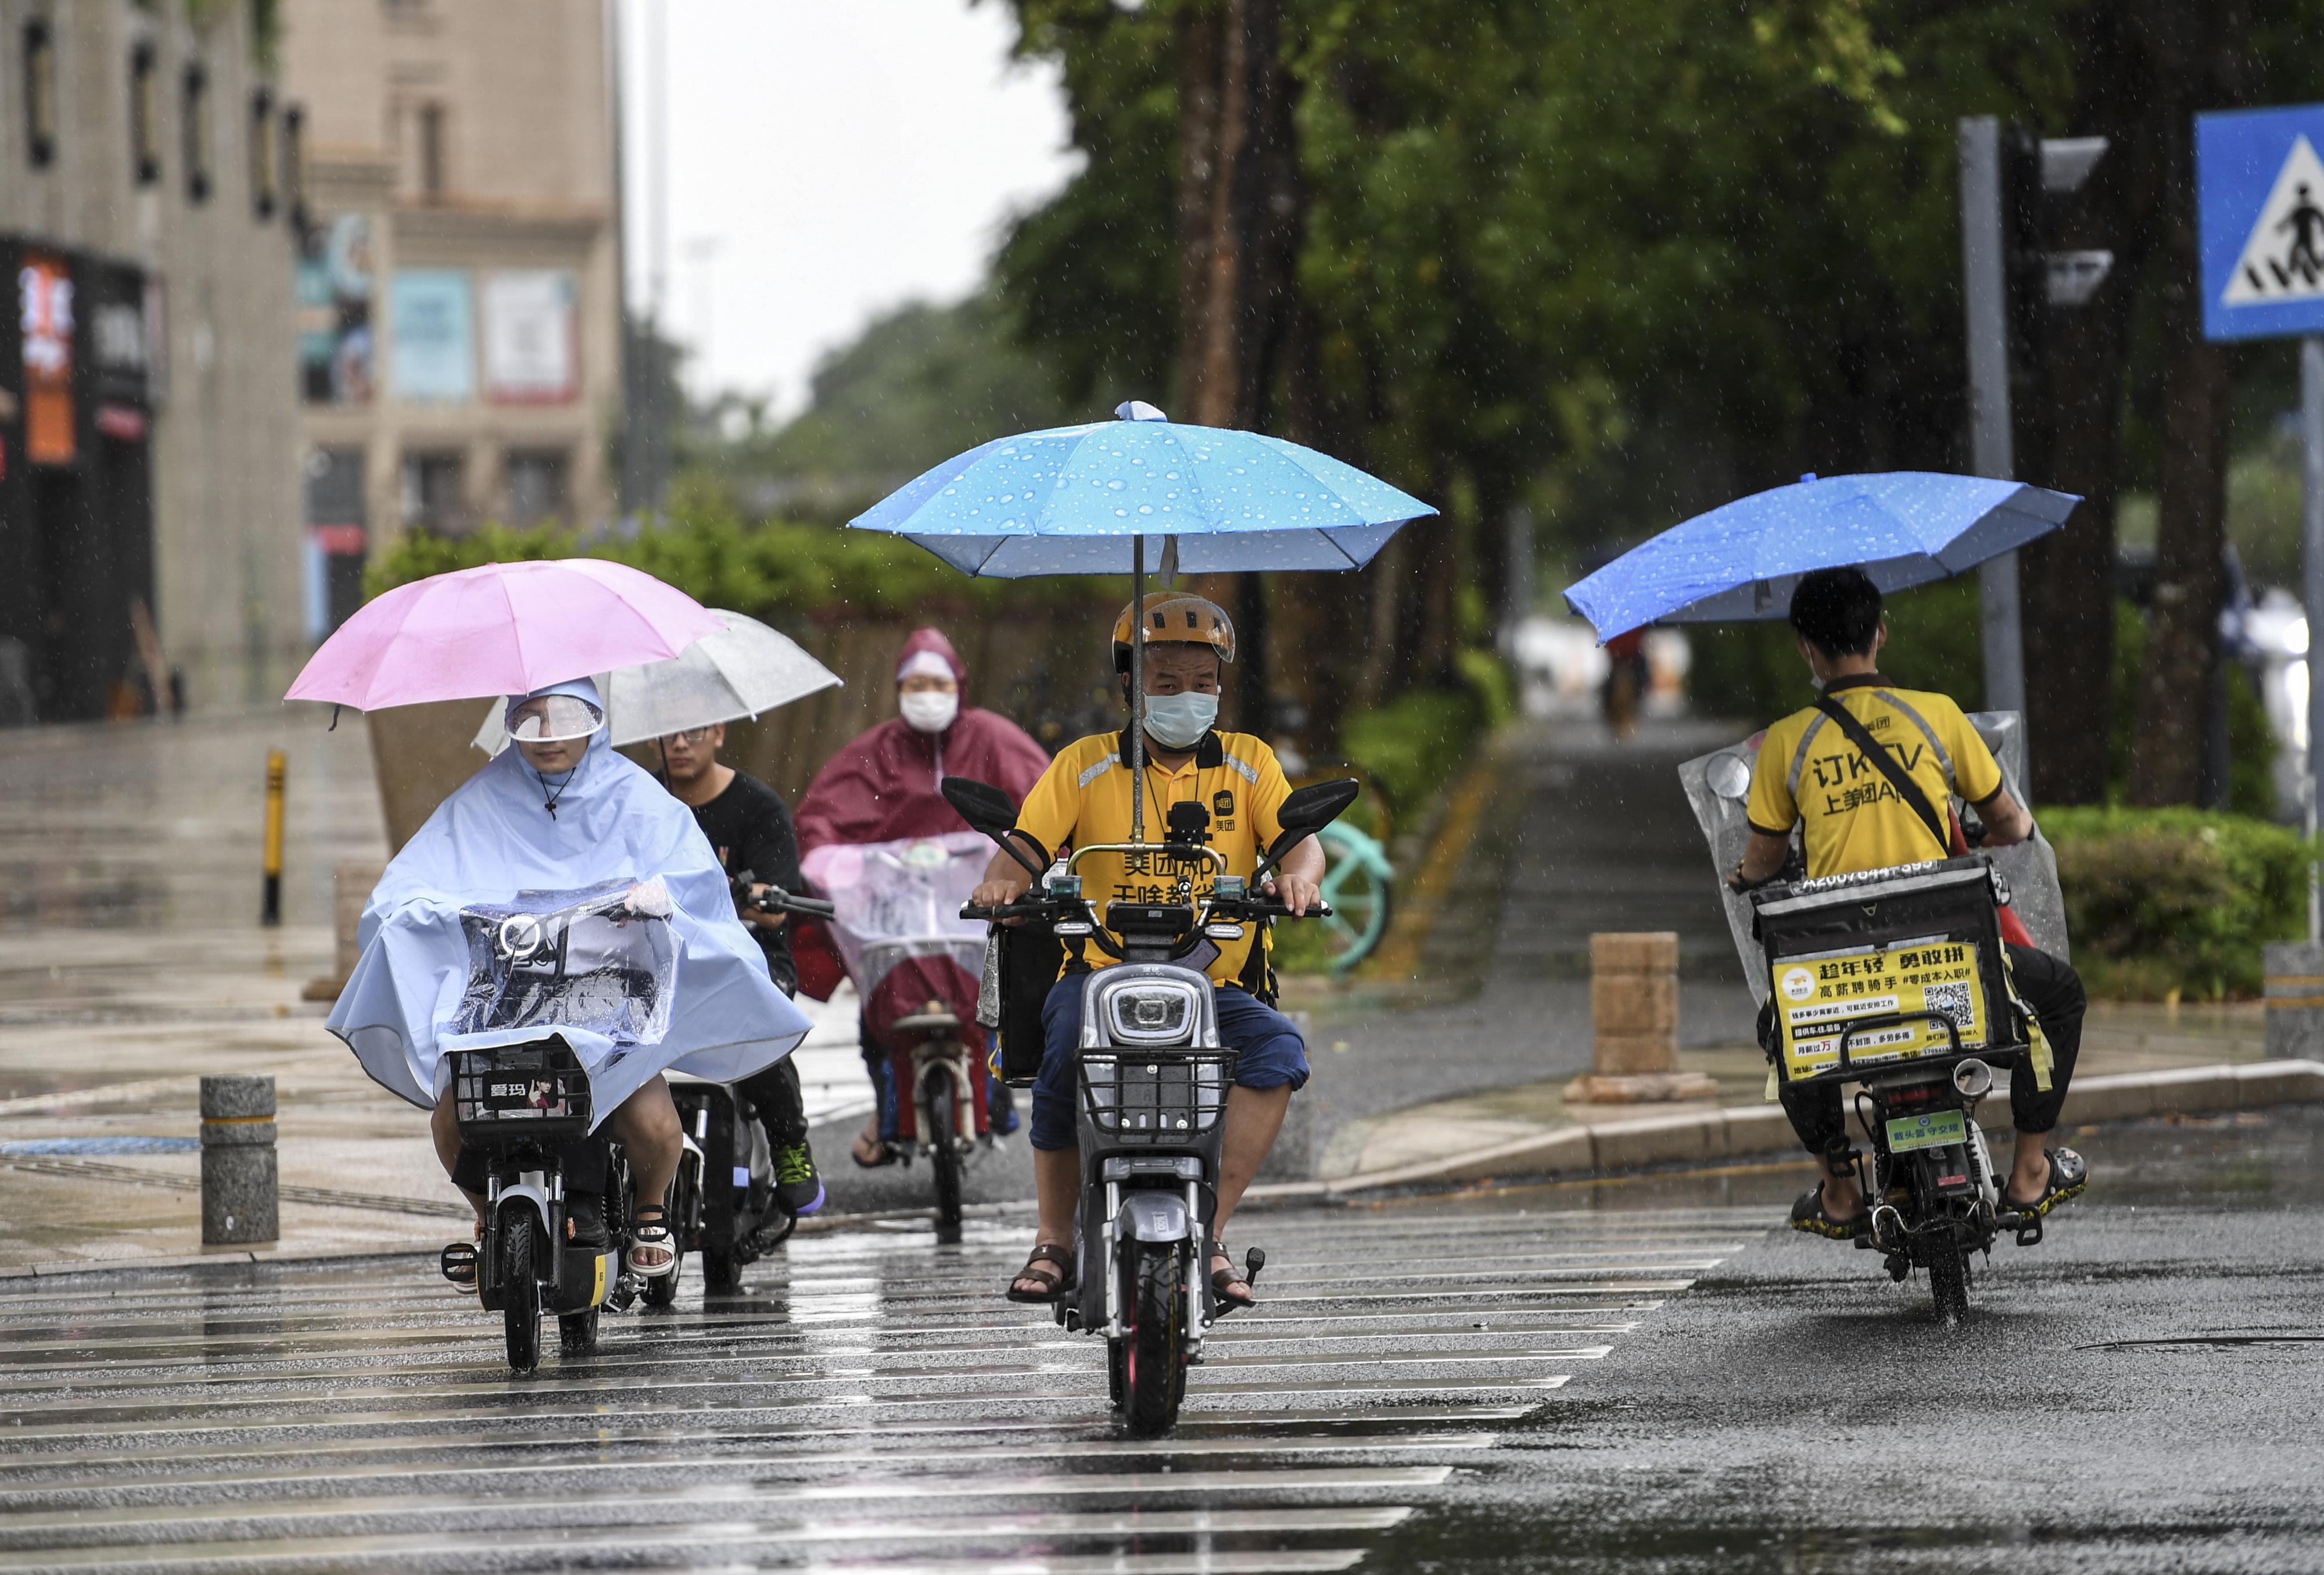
[[1746, 674, 2003, 879], [1014, 727, 1292, 989]]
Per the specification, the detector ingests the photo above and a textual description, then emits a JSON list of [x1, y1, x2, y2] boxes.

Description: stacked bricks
[[1563, 932, 1721, 1104]]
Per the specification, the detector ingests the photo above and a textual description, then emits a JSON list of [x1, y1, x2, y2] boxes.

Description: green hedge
[[2043, 806, 2311, 1000], [365, 477, 1117, 618]]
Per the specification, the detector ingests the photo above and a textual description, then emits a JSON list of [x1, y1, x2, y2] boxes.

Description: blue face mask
[[1143, 690, 1219, 750]]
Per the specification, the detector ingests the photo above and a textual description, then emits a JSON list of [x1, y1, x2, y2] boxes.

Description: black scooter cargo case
[[1752, 856, 2027, 1087]]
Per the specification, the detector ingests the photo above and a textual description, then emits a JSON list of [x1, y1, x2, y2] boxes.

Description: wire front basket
[[451, 1039, 593, 1146], [1078, 1048, 1237, 1146]]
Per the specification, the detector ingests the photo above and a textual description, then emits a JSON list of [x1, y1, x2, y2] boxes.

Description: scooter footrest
[[439, 1242, 478, 1285]]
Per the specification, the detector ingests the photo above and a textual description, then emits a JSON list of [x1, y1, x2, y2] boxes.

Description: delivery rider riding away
[[970, 593, 1325, 1309], [1730, 568, 2089, 1240]]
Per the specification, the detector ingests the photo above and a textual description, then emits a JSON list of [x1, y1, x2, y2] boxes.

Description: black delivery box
[[1751, 856, 2027, 1087]]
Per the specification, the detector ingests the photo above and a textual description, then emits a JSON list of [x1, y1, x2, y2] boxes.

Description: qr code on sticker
[[1923, 983, 1974, 1028]]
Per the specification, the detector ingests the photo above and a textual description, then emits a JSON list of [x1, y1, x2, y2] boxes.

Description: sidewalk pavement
[[0, 710, 880, 1279], [1308, 1000, 2321, 1194]]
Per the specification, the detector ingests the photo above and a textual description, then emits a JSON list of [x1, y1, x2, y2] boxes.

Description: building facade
[[279, 0, 619, 631], [0, 0, 302, 722]]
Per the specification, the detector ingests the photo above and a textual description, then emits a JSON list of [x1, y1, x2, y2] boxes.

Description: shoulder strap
[[1813, 695, 1949, 855]]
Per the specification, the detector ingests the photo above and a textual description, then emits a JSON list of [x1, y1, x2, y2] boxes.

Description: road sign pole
[[2304, 336, 2324, 942], [1959, 116, 2028, 722]]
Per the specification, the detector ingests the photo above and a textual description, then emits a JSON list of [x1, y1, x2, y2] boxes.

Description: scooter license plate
[[1886, 1109, 1967, 1154]]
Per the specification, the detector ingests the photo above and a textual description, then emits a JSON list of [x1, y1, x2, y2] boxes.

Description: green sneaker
[[773, 1139, 826, 1217]]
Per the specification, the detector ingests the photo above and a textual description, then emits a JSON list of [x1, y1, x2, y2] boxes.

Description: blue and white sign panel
[[2199, 105, 2324, 342]]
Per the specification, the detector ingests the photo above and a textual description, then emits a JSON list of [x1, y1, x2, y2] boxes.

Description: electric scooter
[[945, 773, 1356, 1434]]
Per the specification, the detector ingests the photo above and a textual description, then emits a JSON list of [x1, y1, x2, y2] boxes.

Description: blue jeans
[[1031, 974, 1309, 1152]]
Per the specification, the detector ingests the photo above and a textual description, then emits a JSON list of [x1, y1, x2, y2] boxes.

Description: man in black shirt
[[658, 724, 824, 1216]]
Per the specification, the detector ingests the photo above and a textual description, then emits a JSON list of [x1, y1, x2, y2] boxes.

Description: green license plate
[[1885, 1108, 1967, 1154]]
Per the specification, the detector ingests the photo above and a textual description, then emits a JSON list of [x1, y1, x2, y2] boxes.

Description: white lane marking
[[0, 1468, 1456, 1535], [1199, 1347, 1611, 1369], [0, 1534, 1374, 1575], [0, 1434, 1499, 1505], [0, 1409, 1533, 1476], [1184, 1376, 1570, 1395]]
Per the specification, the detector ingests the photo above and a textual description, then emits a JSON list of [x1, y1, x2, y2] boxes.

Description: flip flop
[[2004, 1146, 2088, 1218], [1006, 1241, 1076, 1304], [1789, 1186, 1871, 1240]]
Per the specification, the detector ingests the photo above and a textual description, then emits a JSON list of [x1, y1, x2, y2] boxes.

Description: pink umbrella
[[285, 560, 724, 711]]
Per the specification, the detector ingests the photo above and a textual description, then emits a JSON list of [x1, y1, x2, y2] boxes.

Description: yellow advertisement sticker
[[1772, 939, 1986, 1080]]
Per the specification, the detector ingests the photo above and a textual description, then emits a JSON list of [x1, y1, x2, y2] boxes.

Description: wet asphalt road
[[1380, 1107, 2324, 1574], [5, 1109, 2321, 1572], [0, 1191, 1745, 1572]]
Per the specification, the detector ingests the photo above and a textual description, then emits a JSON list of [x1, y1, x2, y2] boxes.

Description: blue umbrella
[[845, 401, 1435, 577], [1562, 471, 2079, 640], [849, 401, 1436, 840]]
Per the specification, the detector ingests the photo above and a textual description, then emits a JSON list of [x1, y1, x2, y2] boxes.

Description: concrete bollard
[[1563, 932, 1720, 1104], [2265, 941, 2324, 1059], [201, 1075, 279, 1244]]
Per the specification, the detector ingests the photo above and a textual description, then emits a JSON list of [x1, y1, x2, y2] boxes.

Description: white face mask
[[900, 690, 959, 735], [1143, 691, 1218, 750]]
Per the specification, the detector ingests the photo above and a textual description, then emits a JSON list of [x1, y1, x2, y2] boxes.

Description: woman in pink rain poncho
[[792, 628, 1048, 1166]]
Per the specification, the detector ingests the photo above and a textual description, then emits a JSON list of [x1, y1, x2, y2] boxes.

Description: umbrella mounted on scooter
[[1559, 470, 2081, 642], [845, 399, 1438, 839]]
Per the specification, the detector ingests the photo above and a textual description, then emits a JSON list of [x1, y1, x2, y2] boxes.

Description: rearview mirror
[[1706, 751, 1753, 802], [1259, 778, 1360, 871], [942, 775, 1049, 879], [942, 776, 1021, 842]]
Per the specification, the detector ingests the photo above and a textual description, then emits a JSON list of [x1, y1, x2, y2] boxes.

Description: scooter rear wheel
[[1121, 1240, 1187, 1437], [701, 1247, 743, 1294], [926, 1086, 963, 1242], [498, 1205, 541, 1374], [557, 1309, 598, 1357], [1927, 1238, 1971, 1325]]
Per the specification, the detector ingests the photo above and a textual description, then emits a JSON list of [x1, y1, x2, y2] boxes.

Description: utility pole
[[1958, 118, 2110, 733], [1958, 117, 2022, 718], [2304, 337, 2324, 940]]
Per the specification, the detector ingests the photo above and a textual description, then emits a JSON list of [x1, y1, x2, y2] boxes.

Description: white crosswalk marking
[[0, 1201, 1753, 1572]]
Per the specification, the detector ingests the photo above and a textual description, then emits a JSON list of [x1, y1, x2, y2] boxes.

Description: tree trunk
[[2020, 3, 2153, 806], [2125, 0, 2250, 807], [1172, 0, 1302, 726]]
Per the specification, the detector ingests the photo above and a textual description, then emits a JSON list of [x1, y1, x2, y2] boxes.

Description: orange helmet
[[1110, 591, 1236, 672]]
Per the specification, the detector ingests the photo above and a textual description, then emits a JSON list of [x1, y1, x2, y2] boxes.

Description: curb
[[1316, 1059, 2324, 1195]]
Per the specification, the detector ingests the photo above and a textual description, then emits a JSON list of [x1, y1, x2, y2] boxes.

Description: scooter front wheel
[[1121, 1240, 1188, 1436], [498, 1204, 542, 1374], [926, 1087, 964, 1242]]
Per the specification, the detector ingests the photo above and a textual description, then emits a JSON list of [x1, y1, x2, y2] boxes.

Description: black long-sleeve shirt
[[688, 769, 801, 996]]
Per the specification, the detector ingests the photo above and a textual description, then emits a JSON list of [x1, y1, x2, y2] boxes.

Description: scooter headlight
[[1107, 983, 1198, 1044]]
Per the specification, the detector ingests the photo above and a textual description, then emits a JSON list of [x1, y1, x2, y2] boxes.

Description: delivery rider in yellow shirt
[[1731, 567, 2089, 1240], [969, 593, 1325, 1310]]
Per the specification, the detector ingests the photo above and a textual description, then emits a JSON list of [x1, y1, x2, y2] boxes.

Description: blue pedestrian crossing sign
[[2200, 105, 2324, 342]]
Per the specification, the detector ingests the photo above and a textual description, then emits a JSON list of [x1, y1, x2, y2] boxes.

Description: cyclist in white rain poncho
[[328, 678, 810, 1273]]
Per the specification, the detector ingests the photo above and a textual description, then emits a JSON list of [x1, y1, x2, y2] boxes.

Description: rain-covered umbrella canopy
[[849, 401, 1434, 841], [285, 559, 723, 711], [845, 401, 1435, 577], [1562, 471, 2080, 640], [470, 609, 844, 755]]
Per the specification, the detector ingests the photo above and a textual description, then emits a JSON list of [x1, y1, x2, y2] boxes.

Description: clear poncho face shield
[[505, 693, 605, 744]]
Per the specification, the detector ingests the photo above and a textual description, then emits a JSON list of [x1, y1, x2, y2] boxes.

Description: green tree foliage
[[729, 293, 1078, 488], [2043, 807, 2309, 999], [366, 478, 1116, 620]]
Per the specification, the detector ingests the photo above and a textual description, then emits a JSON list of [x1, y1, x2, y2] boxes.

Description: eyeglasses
[[661, 727, 715, 745]]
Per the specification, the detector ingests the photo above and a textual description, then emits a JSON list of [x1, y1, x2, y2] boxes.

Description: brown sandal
[[1006, 1241, 1075, 1304], [1210, 1237, 1257, 1312]]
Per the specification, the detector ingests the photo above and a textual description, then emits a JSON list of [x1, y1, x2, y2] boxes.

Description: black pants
[[734, 1057, 810, 1149], [1777, 942, 2085, 1155]]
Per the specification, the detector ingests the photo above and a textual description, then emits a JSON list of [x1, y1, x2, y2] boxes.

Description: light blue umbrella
[[849, 401, 1436, 839], [846, 402, 1435, 577], [1562, 471, 2080, 640]]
